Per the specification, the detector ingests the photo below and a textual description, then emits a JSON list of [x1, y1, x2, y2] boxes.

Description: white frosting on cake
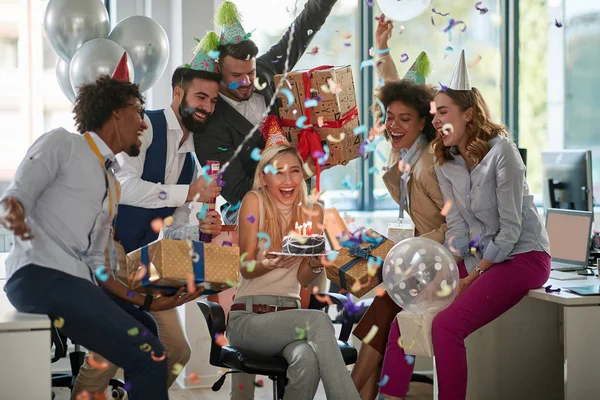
[[282, 234, 326, 255]]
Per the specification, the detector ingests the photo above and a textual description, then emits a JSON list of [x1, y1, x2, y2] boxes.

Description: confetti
[[342, 32, 352, 39], [75, 390, 91, 400], [247, 215, 256, 223], [224, 200, 242, 213], [353, 125, 367, 136], [171, 363, 183, 375], [95, 266, 109, 282], [217, 146, 228, 152], [545, 284, 561, 293], [254, 379, 264, 388], [368, 166, 380, 175], [399, 53, 409, 63], [445, 46, 454, 52], [317, 116, 324, 127], [280, 88, 295, 105], [296, 115, 308, 128], [307, 29, 313, 35], [304, 99, 319, 108], [375, 287, 387, 297], [187, 372, 200, 384], [379, 375, 389, 387], [342, 176, 363, 191], [447, 235, 460, 255], [215, 333, 228, 347], [431, 8, 450, 16], [436, 283, 454, 297], [405, 354, 415, 365], [163, 216, 174, 226], [554, 19, 563, 28], [151, 350, 167, 361], [444, 18, 467, 33], [199, 165, 214, 183], [308, 46, 319, 55], [295, 321, 310, 340], [158, 190, 167, 200], [316, 144, 330, 165], [312, 286, 333, 304], [344, 42, 352, 47], [207, 50, 220, 59], [430, 101, 437, 114], [475, 1, 489, 14], [139, 343, 152, 352], [263, 164, 278, 175], [250, 147, 262, 161], [150, 218, 164, 233], [229, 82, 239, 90], [253, 77, 267, 91], [431, 16, 435, 26], [441, 123, 454, 136], [362, 325, 379, 344], [88, 353, 109, 370], [239, 384, 245, 390], [53, 317, 65, 329], [440, 200, 453, 216], [360, 59, 375, 69], [375, 98, 386, 123], [127, 327, 139, 336], [374, 47, 391, 54], [257, 232, 271, 249], [186, 272, 196, 294], [468, 55, 483, 68]]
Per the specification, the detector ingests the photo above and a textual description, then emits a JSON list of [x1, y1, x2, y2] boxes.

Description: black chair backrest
[[197, 300, 227, 368], [51, 326, 68, 363]]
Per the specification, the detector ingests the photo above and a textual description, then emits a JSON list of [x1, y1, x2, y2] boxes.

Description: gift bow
[[347, 244, 375, 260]]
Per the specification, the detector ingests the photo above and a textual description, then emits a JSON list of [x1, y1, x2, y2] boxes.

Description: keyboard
[[549, 270, 587, 281], [551, 261, 585, 271]]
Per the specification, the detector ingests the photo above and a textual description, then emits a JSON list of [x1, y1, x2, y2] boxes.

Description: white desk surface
[[528, 273, 600, 306], [0, 279, 50, 331]]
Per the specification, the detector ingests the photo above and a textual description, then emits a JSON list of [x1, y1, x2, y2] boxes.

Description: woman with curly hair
[[351, 14, 454, 399], [423, 51, 550, 400]]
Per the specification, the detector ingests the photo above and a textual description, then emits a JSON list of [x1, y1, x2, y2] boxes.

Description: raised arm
[[374, 14, 400, 82], [258, 0, 338, 75]]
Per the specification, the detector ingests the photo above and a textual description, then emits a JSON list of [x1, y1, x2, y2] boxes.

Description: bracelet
[[311, 268, 323, 274], [475, 267, 484, 276]]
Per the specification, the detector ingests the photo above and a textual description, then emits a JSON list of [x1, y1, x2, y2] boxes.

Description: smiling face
[[385, 101, 425, 150], [219, 55, 257, 101], [176, 78, 219, 132], [432, 92, 473, 149], [259, 151, 304, 206], [115, 97, 148, 157]]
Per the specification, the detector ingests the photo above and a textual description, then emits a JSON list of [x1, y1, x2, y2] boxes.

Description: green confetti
[[217, 147, 228, 151], [128, 327, 139, 336], [245, 260, 256, 273]]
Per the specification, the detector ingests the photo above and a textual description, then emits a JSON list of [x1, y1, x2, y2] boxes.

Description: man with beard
[[0, 74, 194, 400], [71, 46, 224, 398], [195, 0, 339, 224]]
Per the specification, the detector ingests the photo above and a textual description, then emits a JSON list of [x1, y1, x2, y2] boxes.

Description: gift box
[[273, 65, 361, 168], [325, 228, 396, 298], [396, 311, 437, 358], [126, 238, 239, 296]]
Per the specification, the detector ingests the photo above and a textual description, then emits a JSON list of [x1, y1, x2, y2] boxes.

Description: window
[[371, 0, 504, 209], [520, 0, 600, 206], [231, 0, 361, 210]]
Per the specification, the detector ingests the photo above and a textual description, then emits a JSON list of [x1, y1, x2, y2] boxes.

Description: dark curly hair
[[73, 75, 144, 134], [218, 39, 259, 61], [372, 80, 436, 143]]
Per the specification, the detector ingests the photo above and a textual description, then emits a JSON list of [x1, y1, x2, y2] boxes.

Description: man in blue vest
[[71, 43, 224, 398]]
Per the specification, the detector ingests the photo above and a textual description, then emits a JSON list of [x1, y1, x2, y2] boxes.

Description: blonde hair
[[432, 87, 510, 165], [252, 145, 309, 252]]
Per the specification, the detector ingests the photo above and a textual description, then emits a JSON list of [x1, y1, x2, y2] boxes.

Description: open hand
[[198, 210, 223, 237], [262, 251, 297, 269], [455, 276, 475, 299], [151, 286, 205, 311], [0, 197, 33, 240]]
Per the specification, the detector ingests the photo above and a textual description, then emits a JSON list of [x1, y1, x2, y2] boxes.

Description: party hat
[[447, 49, 471, 90], [188, 31, 219, 72], [403, 51, 432, 84], [112, 52, 131, 82], [261, 115, 291, 149], [215, 1, 248, 45]]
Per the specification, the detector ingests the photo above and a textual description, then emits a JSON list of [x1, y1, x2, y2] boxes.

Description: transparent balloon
[[376, 0, 432, 22], [382, 237, 459, 313]]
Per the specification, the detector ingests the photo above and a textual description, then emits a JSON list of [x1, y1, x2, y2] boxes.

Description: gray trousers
[[227, 295, 361, 400]]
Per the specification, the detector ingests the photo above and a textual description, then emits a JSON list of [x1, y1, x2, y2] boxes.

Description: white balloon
[[44, 0, 109, 62], [69, 38, 134, 94], [376, 0, 432, 22], [55, 57, 76, 103], [109, 16, 170, 93]]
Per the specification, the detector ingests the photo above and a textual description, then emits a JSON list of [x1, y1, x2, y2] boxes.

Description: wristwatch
[[475, 267, 484, 276], [141, 294, 153, 311]]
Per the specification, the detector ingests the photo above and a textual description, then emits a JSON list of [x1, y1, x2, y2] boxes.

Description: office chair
[[198, 292, 358, 400], [51, 326, 126, 399]]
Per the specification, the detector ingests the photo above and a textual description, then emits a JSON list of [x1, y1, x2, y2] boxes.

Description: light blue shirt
[[1, 129, 119, 283], [434, 135, 550, 272]]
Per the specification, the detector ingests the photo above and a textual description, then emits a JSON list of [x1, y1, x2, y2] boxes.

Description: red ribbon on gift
[[278, 65, 359, 192]]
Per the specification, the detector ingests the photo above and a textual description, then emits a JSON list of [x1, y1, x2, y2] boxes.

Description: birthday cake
[[282, 234, 326, 255]]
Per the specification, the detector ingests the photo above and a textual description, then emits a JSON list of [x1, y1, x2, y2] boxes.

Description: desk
[[462, 274, 600, 400], [0, 280, 51, 399]]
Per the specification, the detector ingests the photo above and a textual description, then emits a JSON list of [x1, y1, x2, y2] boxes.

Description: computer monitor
[[542, 150, 593, 212]]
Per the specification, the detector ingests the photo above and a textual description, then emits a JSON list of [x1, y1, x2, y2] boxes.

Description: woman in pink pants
[[379, 52, 551, 400]]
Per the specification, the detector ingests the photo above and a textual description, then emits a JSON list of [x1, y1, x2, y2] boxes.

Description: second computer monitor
[[542, 150, 593, 212]]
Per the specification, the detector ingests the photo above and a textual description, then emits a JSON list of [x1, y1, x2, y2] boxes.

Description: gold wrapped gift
[[126, 238, 240, 295], [396, 311, 437, 357], [325, 229, 395, 298]]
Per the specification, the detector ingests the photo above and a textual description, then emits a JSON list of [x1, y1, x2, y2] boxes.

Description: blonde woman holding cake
[[227, 134, 361, 400]]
